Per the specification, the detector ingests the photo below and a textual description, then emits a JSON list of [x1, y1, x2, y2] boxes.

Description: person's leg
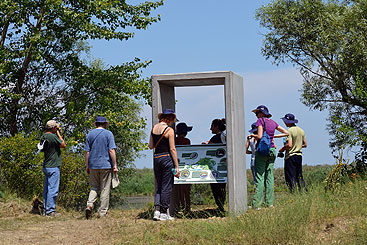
[[210, 183, 226, 212], [44, 167, 60, 214], [251, 165, 257, 185], [43, 168, 48, 214], [87, 169, 100, 209], [294, 155, 308, 191], [153, 158, 163, 212], [252, 152, 266, 209], [159, 155, 174, 214], [264, 148, 276, 206], [98, 169, 112, 217], [284, 158, 292, 189], [182, 184, 191, 213], [285, 156, 297, 192], [169, 184, 180, 216]]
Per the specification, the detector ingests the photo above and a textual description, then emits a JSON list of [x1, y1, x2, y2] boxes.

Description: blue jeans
[[43, 167, 60, 214], [153, 153, 174, 214]]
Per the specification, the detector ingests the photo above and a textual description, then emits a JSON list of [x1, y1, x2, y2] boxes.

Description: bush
[[0, 133, 89, 210], [0, 133, 44, 199]]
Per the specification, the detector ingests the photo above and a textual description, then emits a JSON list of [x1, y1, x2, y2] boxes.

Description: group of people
[[149, 105, 308, 220], [41, 116, 117, 218], [246, 105, 308, 210], [40, 104, 307, 219]]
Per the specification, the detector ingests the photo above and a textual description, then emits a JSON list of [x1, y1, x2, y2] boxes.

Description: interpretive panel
[[174, 144, 227, 184]]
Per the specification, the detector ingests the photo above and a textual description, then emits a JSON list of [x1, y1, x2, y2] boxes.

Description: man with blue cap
[[278, 113, 308, 192], [84, 116, 118, 219]]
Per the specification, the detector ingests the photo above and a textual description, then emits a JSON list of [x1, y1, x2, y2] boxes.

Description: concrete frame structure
[[151, 71, 247, 215]]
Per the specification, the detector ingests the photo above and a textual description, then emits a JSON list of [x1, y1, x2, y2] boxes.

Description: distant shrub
[[117, 168, 154, 195], [0, 133, 89, 210]]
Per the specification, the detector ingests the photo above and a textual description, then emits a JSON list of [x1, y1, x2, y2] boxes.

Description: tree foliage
[[256, 0, 367, 154], [0, 0, 164, 166]]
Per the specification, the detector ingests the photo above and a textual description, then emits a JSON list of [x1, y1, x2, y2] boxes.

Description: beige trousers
[[87, 169, 112, 216]]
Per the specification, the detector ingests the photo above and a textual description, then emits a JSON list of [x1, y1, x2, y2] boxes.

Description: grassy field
[[1, 174, 367, 244], [2, 164, 367, 244]]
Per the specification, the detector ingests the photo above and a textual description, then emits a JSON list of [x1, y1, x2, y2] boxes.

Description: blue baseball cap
[[95, 116, 108, 123], [248, 122, 258, 133], [281, 113, 298, 124], [252, 105, 272, 117]]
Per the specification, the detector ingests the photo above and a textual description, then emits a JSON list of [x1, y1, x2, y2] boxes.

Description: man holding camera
[[41, 120, 66, 216], [85, 116, 118, 219], [278, 113, 308, 192]]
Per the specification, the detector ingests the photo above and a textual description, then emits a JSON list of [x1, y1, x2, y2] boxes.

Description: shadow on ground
[[137, 207, 225, 220]]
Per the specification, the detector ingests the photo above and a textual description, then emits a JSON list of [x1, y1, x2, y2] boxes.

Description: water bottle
[[172, 168, 177, 175]]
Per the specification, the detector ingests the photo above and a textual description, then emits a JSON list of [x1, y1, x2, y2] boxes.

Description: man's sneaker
[[85, 206, 93, 220], [153, 210, 160, 221], [159, 213, 174, 221], [46, 212, 61, 217]]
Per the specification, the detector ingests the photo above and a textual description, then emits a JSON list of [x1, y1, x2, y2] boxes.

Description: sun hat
[[252, 105, 272, 117], [281, 113, 299, 124], [176, 122, 193, 134], [248, 122, 258, 133], [158, 108, 179, 122], [45, 120, 59, 129], [95, 116, 108, 123]]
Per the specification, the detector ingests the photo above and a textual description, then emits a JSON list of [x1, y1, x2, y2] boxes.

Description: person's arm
[[56, 129, 66, 148], [302, 137, 307, 148], [279, 138, 292, 153], [167, 128, 180, 177], [245, 138, 251, 154], [85, 151, 90, 174], [148, 130, 154, 149], [254, 125, 263, 140], [274, 125, 289, 138], [109, 149, 118, 173]]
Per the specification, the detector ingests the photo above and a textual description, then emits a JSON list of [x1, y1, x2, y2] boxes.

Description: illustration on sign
[[175, 144, 227, 184]]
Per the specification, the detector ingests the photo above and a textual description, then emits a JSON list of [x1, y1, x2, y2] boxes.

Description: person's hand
[[86, 166, 90, 174], [174, 167, 180, 178], [277, 152, 284, 158], [113, 166, 118, 173]]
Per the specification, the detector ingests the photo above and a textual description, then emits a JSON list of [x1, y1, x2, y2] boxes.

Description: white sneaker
[[153, 210, 160, 221], [159, 213, 174, 221]]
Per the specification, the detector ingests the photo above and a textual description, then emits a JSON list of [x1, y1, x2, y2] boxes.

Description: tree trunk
[[9, 8, 44, 136]]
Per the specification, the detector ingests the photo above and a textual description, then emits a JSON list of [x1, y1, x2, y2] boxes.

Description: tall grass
[[119, 179, 367, 244]]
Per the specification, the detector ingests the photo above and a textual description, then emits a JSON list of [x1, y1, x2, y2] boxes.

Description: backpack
[[256, 118, 271, 156], [37, 139, 48, 154]]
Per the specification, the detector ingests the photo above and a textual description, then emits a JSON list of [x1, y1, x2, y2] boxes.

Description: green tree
[[256, 0, 367, 154], [1, 0, 164, 165]]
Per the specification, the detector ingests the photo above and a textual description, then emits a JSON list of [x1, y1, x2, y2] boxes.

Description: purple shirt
[[256, 118, 279, 148]]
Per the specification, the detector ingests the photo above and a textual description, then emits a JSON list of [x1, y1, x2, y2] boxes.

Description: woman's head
[[252, 105, 272, 118], [158, 108, 177, 125], [211, 118, 226, 134]]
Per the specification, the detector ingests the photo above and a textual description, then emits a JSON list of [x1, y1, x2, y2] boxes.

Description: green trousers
[[252, 148, 276, 208]]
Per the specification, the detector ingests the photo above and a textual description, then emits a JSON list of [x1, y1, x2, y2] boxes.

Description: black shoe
[[85, 206, 93, 220], [46, 212, 61, 217]]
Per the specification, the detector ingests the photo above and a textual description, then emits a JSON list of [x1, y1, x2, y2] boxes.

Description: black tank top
[[151, 127, 170, 154]]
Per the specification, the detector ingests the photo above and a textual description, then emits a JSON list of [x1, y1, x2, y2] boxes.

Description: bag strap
[[90, 130, 104, 151], [154, 126, 170, 149], [262, 118, 267, 133]]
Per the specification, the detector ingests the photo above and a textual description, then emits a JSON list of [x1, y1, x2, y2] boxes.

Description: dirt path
[[0, 210, 145, 245]]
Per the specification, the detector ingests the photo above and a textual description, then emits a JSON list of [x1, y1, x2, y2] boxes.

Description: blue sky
[[90, 0, 343, 168]]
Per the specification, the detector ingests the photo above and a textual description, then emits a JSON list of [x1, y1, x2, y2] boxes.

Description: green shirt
[[41, 133, 62, 168], [285, 126, 306, 160]]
